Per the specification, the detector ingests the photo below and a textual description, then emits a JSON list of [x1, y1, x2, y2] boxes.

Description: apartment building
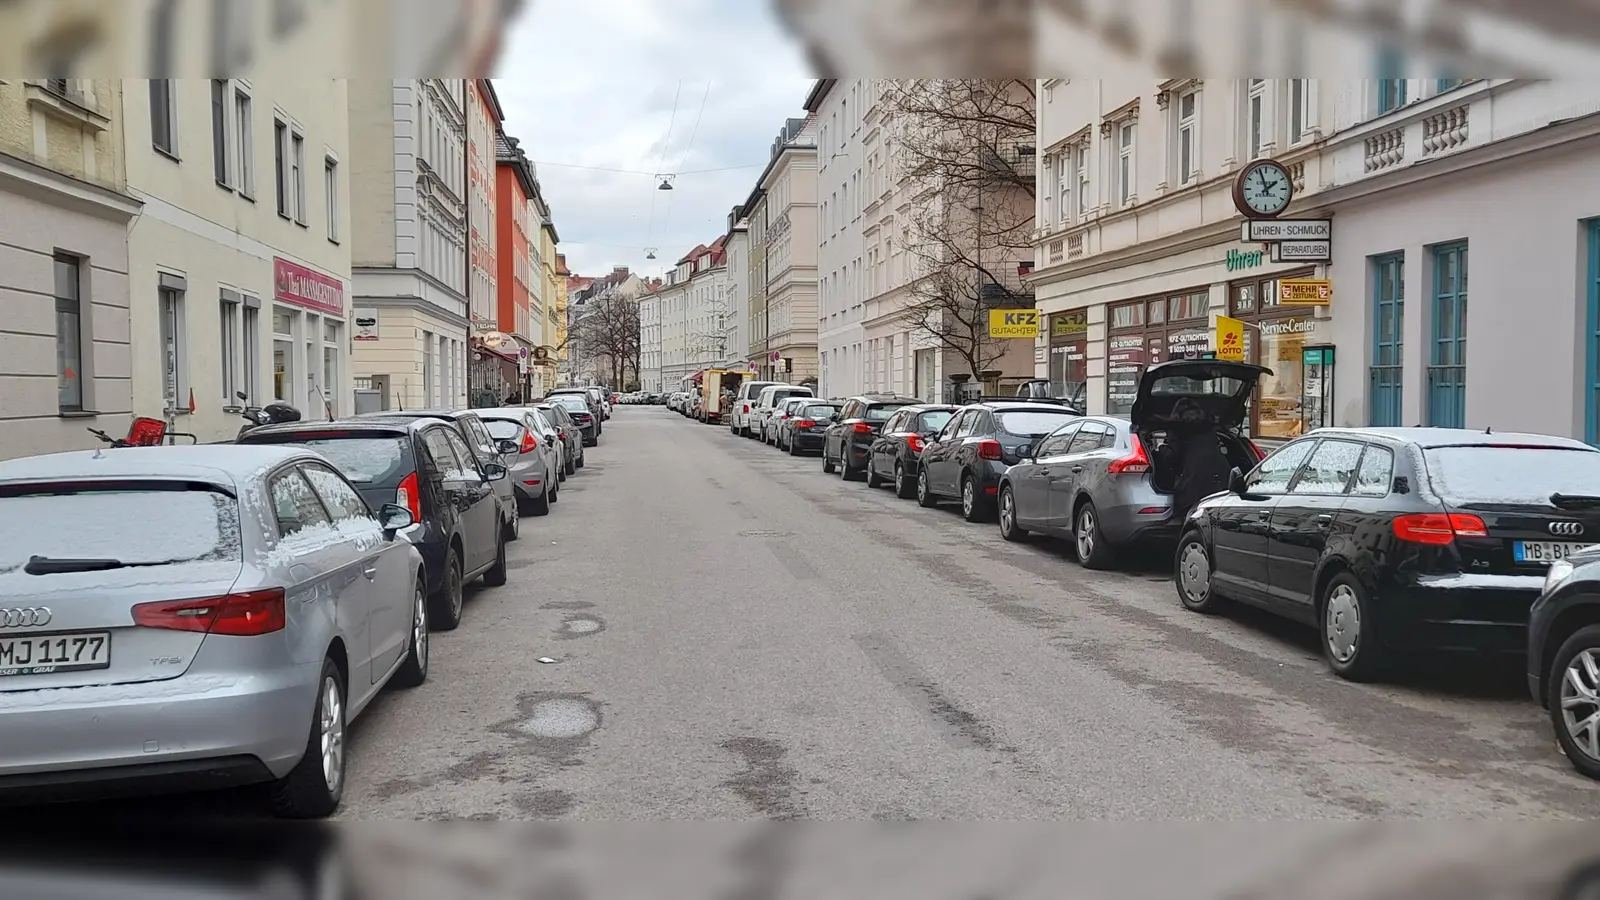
[[809, 79, 867, 397], [742, 186, 771, 376], [0, 79, 140, 462], [467, 79, 515, 398], [348, 79, 469, 413], [639, 283, 663, 393], [1031, 73, 1600, 445], [494, 132, 539, 396], [658, 238, 733, 388], [755, 117, 820, 385], [724, 208, 751, 378], [537, 216, 563, 394]]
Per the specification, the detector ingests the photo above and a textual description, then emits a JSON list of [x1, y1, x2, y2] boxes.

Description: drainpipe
[[464, 79, 475, 405]]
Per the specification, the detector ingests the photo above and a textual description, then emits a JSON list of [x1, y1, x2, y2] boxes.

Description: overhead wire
[[656, 80, 712, 257], [644, 79, 683, 250]]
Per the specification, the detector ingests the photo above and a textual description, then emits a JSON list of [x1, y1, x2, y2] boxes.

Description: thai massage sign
[[274, 257, 345, 316]]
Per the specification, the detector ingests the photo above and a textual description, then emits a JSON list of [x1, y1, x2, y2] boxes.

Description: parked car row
[[0, 391, 618, 818], [617, 391, 660, 404], [701, 361, 1600, 783]]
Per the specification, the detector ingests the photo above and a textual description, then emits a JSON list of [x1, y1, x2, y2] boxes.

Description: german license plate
[[0, 632, 111, 676], [1514, 542, 1587, 564]]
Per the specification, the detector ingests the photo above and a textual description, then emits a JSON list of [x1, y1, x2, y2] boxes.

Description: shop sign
[[273, 257, 345, 316], [353, 308, 379, 341], [1259, 317, 1317, 337], [1224, 248, 1265, 272], [1279, 278, 1332, 306], [1214, 315, 1246, 361], [1050, 312, 1088, 337], [1168, 328, 1211, 359], [1242, 219, 1332, 241], [988, 309, 1039, 339], [1107, 336, 1145, 367], [1270, 240, 1332, 263]]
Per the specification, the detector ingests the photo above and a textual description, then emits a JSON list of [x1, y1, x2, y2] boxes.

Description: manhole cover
[[739, 530, 794, 537]]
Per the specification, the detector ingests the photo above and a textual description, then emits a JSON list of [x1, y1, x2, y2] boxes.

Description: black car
[[916, 399, 1081, 522], [548, 393, 600, 445], [535, 402, 586, 472], [864, 404, 958, 499], [821, 394, 921, 480], [238, 417, 510, 631], [781, 401, 843, 455], [548, 388, 602, 434], [1175, 427, 1600, 682], [1530, 543, 1600, 781]]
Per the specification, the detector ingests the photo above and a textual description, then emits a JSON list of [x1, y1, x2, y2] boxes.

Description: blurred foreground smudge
[[2, 822, 1598, 899]]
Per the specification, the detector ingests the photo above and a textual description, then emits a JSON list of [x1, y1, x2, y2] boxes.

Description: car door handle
[[362, 565, 378, 579], [1315, 514, 1333, 528], [1071, 465, 1084, 473]]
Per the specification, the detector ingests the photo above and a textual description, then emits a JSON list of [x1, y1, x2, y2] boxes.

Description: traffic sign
[[1270, 240, 1331, 263], [1240, 219, 1331, 241]]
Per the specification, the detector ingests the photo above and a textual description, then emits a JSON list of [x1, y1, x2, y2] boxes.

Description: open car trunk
[[1130, 359, 1271, 513]]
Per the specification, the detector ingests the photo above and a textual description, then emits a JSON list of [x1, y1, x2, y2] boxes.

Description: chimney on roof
[[613, 265, 628, 275]]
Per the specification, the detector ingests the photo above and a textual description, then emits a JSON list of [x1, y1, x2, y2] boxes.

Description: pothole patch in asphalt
[[739, 530, 794, 537], [557, 615, 603, 636], [493, 693, 604, 754]]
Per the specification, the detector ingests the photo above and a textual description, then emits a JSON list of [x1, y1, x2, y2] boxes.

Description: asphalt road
[[321, 404, 1595, 822]]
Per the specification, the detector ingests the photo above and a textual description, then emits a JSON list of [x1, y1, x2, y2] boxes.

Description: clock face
[[1241, 162, 1292, 215]]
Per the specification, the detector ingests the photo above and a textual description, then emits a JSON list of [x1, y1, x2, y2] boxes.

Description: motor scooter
[[235, 391, 303, 439]]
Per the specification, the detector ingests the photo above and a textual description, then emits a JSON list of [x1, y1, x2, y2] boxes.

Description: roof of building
[[802, 78, 836, 112], [477, 78, 506, 122]]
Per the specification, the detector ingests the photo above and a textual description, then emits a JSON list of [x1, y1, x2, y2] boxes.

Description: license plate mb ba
[[1514, 541, 1587, 564], [0, 632, 111, 677]]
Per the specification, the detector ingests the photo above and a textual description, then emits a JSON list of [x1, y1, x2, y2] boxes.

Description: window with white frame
[[324, 155, 338, 241], [55, 253, 86, 412], [1288, 79, 1312, 145], [220, 292, 240, 401], [1176, 89, 1198, 185], [1073, 143, 1090, 221], [241, 300, 259, 401], [1055, 152, 1069, 226], [1116, 121, 1135, 207], [150, 79, 177, 157], [1247, 79, 1266, 159], [233, 86, 253, 198], [322, 318, 340, 416], [291, 130, 306, 225], [159, 285, 187, 411], [274, 117, 289, 217], [211, 79, 229, 185]]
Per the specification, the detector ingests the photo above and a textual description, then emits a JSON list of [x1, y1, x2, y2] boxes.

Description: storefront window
[[272, 306, 296, 403], [1110, 302, 1143, 329], [1049, 312, 1088, 407], [1229, 272, 1318, 439], [1106, 289, 1215, 415]]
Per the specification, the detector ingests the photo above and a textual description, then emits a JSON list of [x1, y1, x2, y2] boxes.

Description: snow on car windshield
[[0, 485, 241, 573], [1424, 445, 1600, 505], [996, 410, 1079, 437], [293, 437, 409, 485], [483, 420, 524, 440]]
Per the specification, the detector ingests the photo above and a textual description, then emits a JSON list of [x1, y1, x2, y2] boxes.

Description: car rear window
[[996, 409, 1080, 437], [1150, 373, 1248, 397], [249, 433, 411, 486], [0, 482, 241, 574], [801, 405, 840, 420], [770, 388, 812, 403], [1424, 445, 1600, 505], [482, 420, 524, 440], [918, 411, 954, 432], [865, 404, 913, 422], [553, 396, 589, 411]]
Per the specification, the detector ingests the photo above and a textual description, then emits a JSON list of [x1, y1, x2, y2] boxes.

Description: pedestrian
[[505, 390, 521, 406]]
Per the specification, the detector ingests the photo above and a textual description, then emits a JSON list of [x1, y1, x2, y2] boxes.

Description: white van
[[754, 384, 815, 443], [730, 380, 783, 437]]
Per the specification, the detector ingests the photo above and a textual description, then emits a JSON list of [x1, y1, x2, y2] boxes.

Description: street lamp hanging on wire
[[656, 174, 675, 190], [645, 247, 658, 259]]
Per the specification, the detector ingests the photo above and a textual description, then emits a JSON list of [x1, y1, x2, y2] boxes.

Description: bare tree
[[571, 295, 641, 389], [884, 79, 1037, 385], [686, 290, 736, 364]]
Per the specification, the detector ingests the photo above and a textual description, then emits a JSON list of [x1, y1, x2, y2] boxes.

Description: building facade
[[724, 209, 750, 377], [757, 116, 820, 385], [658, 239, 732, 388], [0, 79, 140, 462], [538, 218, 562, 393], [639, 283, 663, 393], [743, 187, 771, 376], [809, 79, 868, 397], [467, 79, 509, 398], [494, 131, 537, 395], [348, 78, 469, 412]]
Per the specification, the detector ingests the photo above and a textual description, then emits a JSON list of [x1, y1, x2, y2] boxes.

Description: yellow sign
[[1050, 312, 1087, 337], [988, 309, 1040, 339], [1215, 315, 1246, 361], [1279, 278, 1333, 306]]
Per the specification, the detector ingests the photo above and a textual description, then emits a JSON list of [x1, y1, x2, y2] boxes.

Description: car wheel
[[1550, 625, 1600, 781], [522, 481, 551, 517], [565, 456, 576, 476], [894, 462, 916, 499], [865, 461, 885, 488], [960, 475, 991, 522], [916, 468, 938, 508], [270, 658, 346, 819], [1074, 501, 1115, 569], [1174, 531, 1225, 614], [429, 549, 464, 631], [1322, 572, 1384, 682], [788, 437, 800, 456], [822, 449, 836, 473], [483, 529, 508, 586], [998, 485, 1027, 541], [504, 508, 520, 543], [391, 580, 429, 689], [576, 449, 585, 468]]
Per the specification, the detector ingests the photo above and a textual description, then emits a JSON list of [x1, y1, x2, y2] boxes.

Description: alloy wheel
[[918, 470, 929, 502], [962, 479, 974, 517], [319, 675, 345, 793], [895, 463, 905, 492], [1325, 584, 1361, 664], [1076, 508, 1095, 560], [412, 588, 428, 673], [999, 489, 1014, 533], [1561, 649, 1600, 761]]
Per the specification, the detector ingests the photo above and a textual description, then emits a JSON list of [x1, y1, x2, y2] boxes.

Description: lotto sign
[[988, 309, 1039, 338], [1279, 278, 1333, 306], [1214, 315, 1247, 361]]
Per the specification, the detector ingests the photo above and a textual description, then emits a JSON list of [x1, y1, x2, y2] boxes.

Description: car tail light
[[1108, 435, 1151, 474], [133, 588, 286, 636], [795, 419, 816, 428], [520, 430, 539, 453], [1245, 439, 1267, 463], [558, 429, 567, 440], [1393, 513, 1489, 545], [852, 422, 873, 434], [396, 471, 423, 521], [977, 439, 1003, 461], [907, 434, 925, 452], [743, 404, 750, 413]]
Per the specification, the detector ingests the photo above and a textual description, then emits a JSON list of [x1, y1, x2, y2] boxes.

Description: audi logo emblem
[[1550, 522, 1586, 537], [0, 607, 52, 628]]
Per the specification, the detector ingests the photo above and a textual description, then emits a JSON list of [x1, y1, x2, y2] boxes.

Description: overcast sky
[[492, 0, 814, 281]]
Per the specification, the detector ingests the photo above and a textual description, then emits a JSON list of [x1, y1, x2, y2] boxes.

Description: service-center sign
[[274, 257, 346, 317], [988, 309, 1039, 339]]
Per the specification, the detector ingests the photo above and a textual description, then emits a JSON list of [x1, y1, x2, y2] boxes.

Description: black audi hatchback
[[864, 404, 958, 499], [1174, 427, 1600, 681]]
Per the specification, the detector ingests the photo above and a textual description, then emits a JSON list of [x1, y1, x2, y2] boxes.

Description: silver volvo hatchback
[[0, 445, 428, 818]]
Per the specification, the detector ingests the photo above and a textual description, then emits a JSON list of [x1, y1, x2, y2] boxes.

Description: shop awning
[[475, 343, 519, 366]]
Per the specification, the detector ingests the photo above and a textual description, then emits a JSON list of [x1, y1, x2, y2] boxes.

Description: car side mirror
[[377, 503, 414, 535], [1228, 467, 1248, 495], [496, 439, 519, 455], [483, 462, 509, 480]]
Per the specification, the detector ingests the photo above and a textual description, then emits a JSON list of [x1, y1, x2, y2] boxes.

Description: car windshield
[[1424, 445, 1600, 505], [865, 404, 912, 422], [482, 420, 524, 440], [996, 409, 1079, 437], [271, 435, 409, 484], [1150, 373, 1248, 397], [801, 405, 840, 421], [918, 411, 954, 432], [0, 482, 241, 574], [554, 396, 589, 411]]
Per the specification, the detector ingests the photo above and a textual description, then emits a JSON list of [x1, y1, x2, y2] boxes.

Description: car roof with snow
[[0, 444, 316, 486], [1305, 427, 1594, 451]]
